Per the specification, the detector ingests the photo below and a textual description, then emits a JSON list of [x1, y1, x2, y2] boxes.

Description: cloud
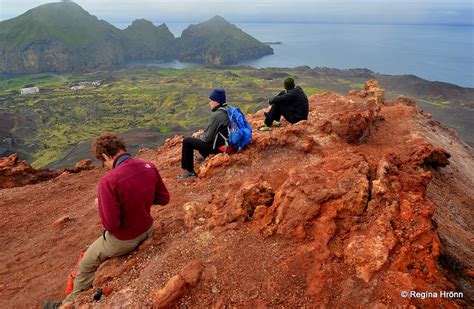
[[0, 0, 473, 25]]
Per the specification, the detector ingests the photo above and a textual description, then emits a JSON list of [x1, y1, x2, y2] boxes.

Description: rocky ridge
[[176, 16, 274, 65], [0, 154, 94, 189], [0, 81, 472, 308], [0, 2, 273, 73]]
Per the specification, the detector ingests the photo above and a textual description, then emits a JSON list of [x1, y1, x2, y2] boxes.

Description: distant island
[[0, 2, 273, 74]]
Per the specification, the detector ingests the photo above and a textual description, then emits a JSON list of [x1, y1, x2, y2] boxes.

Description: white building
[[70, 85, 85, 91], [20, 87, 39, 95], [78, 80, 101, 87]]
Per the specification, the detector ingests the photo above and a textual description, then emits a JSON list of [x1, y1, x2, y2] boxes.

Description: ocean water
[[113, 22, 474, 88]]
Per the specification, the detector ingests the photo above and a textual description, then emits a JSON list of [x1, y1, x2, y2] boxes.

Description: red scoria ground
[[0, 81, 472, 308]]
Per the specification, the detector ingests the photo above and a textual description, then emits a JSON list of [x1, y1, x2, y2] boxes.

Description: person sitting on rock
[[259, 77, 309, 131], [62, 133, 170, 305], [178, 88, 230, 179]]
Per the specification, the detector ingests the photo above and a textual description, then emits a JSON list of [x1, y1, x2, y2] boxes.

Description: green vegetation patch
[[350, 83, 365, 89], [0, 67, 334, 167], [0, 73, 68, 93]]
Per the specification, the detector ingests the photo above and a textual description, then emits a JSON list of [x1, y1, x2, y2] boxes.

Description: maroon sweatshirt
[[97, 153, 170, 240]]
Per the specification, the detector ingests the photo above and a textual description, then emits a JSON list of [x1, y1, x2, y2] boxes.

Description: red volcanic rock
[[328, 97, 382, 144], [153, 275, 186, 308], [239, 181, 274, 209], [199, 153, 231, 178], [258, 137, 455, 306], [182, 201, 212, 228], [299, 135, 316, 152], [351, 80, 385, 104], [0, 153, 19, 168], [74, 159, 95, 171], [51, 215, 71, 228], [317, 120, 333, 134], [344, 209, 397, 282], [164, 135, 184, 148], [252, 121, 310, 149], [94, 259, 128, 287], [179, 259, 204, 287], [268, 151, 370, 241], [0, 154, 62, 189], [210, 180, 274, 227], [364, 79, 379, 90], [397, 95, 417, 106], [420, 146, 451, 167], [0, 154, 22, 169], [345, 112, 372, 143], [153, 259, 204, 308], [1, 80, 472, 308]]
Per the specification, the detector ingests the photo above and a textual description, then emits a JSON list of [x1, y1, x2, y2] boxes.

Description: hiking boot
[[43, 301, 62, 309], [258, 125, 272, 131], [93, 288, 103, 301], [273, 120, 282, 127], [196, 156, 205, 163], [177, 171, 197, 179]]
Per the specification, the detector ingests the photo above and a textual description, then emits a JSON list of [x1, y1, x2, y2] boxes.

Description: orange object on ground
[[65, 252, 85, 296]]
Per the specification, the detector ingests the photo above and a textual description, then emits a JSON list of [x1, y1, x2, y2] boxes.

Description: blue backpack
[[223, 106, 252, 151]]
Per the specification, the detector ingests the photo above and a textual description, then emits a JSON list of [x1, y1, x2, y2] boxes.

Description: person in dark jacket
[[259, 77, 309, 130], [61, 133, 170, 305], [178, 88, 230, 179]]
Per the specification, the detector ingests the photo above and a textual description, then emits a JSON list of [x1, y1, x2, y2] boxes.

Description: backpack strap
[[212, 106, 230, 150], [212, 124, 229, 150]]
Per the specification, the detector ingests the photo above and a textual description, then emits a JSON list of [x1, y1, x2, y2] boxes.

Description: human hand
[[192, 130, 203, 138]]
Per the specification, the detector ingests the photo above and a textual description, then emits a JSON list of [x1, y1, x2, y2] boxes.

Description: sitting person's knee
[[183, 137, 194, 145]]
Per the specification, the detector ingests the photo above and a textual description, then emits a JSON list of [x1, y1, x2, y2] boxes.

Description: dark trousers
[[265, 103, 301, 127], [181, 137, 219, 172]]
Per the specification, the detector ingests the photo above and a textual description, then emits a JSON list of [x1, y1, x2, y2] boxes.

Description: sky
[[0, 0, 473, 25]]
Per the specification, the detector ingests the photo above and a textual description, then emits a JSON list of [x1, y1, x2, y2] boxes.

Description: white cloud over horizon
[[1, 0, 473, 25]]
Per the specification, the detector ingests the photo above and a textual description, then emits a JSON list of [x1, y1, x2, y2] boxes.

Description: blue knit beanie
[[209, 88, 226, 104]]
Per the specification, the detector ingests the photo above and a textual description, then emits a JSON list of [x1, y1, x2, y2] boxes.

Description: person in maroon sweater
[[62, 132, 170, 304]]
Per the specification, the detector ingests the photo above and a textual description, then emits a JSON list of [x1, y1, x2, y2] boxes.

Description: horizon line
[[1, 15, 473, 27], [107, 20, 474, 27]]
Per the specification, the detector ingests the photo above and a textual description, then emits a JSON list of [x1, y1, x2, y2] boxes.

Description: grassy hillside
[[0, 3, 273, 73], [122, 20, 175, 60], [0, 66, 472, 168], [177, 16, 273, 64], [0, 67, 325, 167], [0, 2, 120, 50]]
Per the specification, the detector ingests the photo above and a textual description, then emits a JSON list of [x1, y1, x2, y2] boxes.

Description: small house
[[20, 87, 39, 95]]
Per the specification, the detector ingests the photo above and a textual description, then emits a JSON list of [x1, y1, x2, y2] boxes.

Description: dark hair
[[92, 132, 126, 161], [284, 77, 295, 90]]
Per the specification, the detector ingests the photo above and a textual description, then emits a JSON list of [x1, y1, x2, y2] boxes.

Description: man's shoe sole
[[177, 173, 197, 179], [258, 126, 272, 131]]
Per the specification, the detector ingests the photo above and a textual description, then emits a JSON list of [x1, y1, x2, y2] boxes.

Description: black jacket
[[270, 86, 309, 121]]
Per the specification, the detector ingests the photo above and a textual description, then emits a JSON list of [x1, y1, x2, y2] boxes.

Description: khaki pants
[[63, 227, 153, 303]]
